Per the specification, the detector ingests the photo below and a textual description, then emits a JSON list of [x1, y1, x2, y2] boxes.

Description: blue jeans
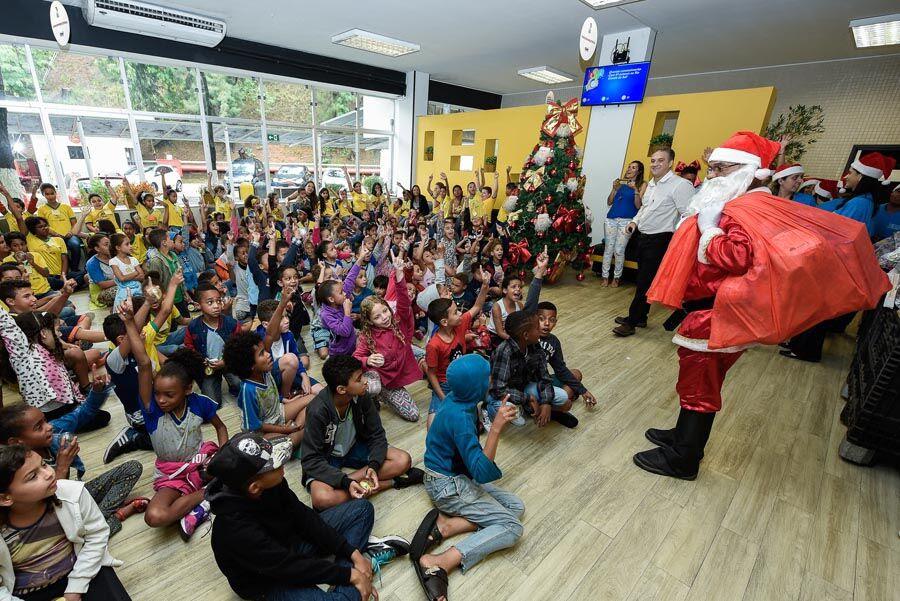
[[155, 327, 186, 357], [64, 235, 82, 268], [200, 372, 242, 405], [50, 384, 111, 434], [486, 382, 569, 419], [266, 499, 374, 601], [424, 475, 524, 571], [428, 381, 452, 415]]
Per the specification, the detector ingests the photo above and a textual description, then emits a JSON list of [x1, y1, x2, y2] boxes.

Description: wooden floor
[[29, 278, 900, 600]]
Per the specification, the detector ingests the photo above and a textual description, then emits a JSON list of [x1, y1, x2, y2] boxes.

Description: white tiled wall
[[502, 55, 900, 178]]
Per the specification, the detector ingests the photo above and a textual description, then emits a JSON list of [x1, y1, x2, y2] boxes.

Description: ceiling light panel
[[850, 14, 900, 48], [331, 29, 419, 57], [578, 0, 644, 9], [517, 66, 575, 85]]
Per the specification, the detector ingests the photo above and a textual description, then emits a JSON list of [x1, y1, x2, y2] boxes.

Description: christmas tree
[[504, 94, 593, 283]]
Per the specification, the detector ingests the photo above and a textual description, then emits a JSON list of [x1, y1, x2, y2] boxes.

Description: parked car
[[272, 164, 311, 190], [225, 157, 265, 193], [321, 167, 348, 191], [124, 163, 183, 193]]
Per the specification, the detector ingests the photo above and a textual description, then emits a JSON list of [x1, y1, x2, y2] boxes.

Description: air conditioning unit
[[82, 0, 226, 47]]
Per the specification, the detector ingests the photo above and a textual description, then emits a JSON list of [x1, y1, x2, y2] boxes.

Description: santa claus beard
[[684, 164, 756, 217]]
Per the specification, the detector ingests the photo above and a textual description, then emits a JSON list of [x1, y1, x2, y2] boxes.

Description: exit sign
[[267, 133, 279, 142]]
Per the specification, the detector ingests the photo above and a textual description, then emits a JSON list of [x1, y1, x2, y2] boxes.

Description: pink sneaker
[[179, 500, 210, 541]]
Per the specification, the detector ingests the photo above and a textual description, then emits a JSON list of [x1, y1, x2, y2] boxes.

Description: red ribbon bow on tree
[[508, 241, 532, 265], [541, 99, 583, 137], [552, 207, 580, 233]]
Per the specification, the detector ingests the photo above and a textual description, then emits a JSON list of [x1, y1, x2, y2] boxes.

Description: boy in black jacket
[[536, 301, 598, 406], [300, 355, 423, 510], [207, 431, 409, 601]]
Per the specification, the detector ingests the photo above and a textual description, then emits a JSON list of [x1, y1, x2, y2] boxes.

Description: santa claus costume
[[632, 132, 891, 480]]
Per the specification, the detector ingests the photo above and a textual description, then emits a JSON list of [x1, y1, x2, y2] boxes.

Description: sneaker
[[511, 413, 526, 427], [366, 535, 410, 581], [179, 500, 210, 541], [394, 467, 424, 489], [480, 407, 493, 433], [103, 426, 139, 464]]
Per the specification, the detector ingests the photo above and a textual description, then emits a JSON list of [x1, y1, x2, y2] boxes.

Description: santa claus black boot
[[644, 409, 708, 460], [633, 410, 715, 480]]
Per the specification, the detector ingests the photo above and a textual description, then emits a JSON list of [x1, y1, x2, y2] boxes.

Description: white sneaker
[[511, 413, 526, 427], [480, 408, 492, 433]]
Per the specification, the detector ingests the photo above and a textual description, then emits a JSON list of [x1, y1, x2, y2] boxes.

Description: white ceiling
[[108, 0, 900, 94]]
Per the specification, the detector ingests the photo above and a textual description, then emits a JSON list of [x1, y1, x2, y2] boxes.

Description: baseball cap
[[206, 432, 292, 491]]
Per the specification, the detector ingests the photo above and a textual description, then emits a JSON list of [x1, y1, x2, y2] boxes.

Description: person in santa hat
[[873, 182, 900, 241], [769, 163, 805, 201], [632, 132, 890, 480], [793, 178, 819, 207], [832, 152, 896, 236]]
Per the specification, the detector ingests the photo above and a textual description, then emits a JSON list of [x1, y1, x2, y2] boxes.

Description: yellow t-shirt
[[136, 204, 163, 229], [26, 234, 66, 276], [495, 196, 509, 223], [351, 192, 368, 214], [2, 255, 50, 295], [162, 199, 184, 228], [369, 194, 384, 212], [36, 203, 75, 236], [86, 204, 120, 231], [338, 198, 353, 218], [142, 320, 163, 372], [4, 212, 20, 233], [214, 197, 233, 220], [132, 233, 147, 264], [468, 196, 487, 219]]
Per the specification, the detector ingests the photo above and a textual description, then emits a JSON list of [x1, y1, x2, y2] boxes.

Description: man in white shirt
[[613, 148, 696, 337]]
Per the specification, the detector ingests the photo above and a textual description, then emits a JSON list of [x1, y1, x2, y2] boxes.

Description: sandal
[[410, 508, 443, 560], [114, 497, 149, 522], [414, 563, 449, 601]]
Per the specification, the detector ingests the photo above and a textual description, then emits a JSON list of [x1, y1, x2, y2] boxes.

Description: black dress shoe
[[613, 323, 636, 337], [615, 316, 647, 328], [779, 349, 820, 363]]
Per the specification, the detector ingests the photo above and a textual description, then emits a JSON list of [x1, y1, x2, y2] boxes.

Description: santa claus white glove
[[697, 202, 725, 233], [697, 202, 726, 265]]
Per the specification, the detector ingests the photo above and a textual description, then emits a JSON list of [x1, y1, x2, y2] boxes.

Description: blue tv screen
[[581, 62, 651, 106]]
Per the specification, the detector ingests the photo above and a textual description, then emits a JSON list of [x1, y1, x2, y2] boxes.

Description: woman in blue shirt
[[601, 160, 645, 286], [873, 183, 900, 241], [769, 163, 807, 204], [834, 153, 894, 237]]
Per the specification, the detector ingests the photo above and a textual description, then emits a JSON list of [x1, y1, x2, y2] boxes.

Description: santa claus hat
[[813, 179, 838, 199], [771, 163, 804, 181], [851, 152, 896, 185], [707, 131, 781, 179], [797, 178, 819, 191]]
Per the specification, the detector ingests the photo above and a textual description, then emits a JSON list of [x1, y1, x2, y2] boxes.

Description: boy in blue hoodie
[[411, 354, 522, 601]]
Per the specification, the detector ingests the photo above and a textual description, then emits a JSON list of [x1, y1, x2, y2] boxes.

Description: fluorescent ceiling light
[[850, 14, 900, 48], [578, 0, 644, 9], [517, 66, 575, 85], [332, 29, 419, 57]]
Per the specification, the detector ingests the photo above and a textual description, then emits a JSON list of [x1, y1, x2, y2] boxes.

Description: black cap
[[206, 432, 292, 491]]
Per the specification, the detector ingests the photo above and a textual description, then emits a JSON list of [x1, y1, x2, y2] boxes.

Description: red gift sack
[[648, 192, 891, 350]]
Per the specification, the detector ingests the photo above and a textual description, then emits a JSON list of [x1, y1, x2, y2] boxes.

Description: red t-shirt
[[425, 311, 473, 383]]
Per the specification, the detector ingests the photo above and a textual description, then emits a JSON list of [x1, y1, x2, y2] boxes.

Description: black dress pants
[[626, 231, 673, 326]]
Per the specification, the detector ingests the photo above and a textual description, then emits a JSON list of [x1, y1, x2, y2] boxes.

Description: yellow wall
[[623, 86, 776, 177], [416, 105, 591, 207]]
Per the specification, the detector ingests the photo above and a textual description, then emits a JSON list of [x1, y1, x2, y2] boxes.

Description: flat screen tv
[[580, 62, 651, 106]]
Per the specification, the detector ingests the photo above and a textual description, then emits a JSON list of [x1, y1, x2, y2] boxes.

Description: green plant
[[77, 178, 113, 207], [425, 145, 434, 156], [362, 175, 384, 193], [484, 155, 497, 165], [649, 133, 674, 147], [765, 105, 825, 163]]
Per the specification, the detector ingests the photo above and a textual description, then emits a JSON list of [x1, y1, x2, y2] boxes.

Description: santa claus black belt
[[683, 297, 715, 313]]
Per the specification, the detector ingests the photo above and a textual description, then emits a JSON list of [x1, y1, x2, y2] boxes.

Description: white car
[[321, 168, 348, 191], [124, 164, 183, 193]]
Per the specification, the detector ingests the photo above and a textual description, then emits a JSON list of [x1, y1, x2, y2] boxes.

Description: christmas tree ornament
[[522, 167, 545, 191], [569, 161, 576, 170], [576, 271, 586, 282], [526, 201, 535, 212], [550, 168, 557, 177], [541, 98, 583, 137], [535, 213, 552, 233], [508, 241, 532, 265], [502, 195, 519, 212], [566, 178, 579, 192], [556, 182, 566, 193], [532, 146, 553, 166]]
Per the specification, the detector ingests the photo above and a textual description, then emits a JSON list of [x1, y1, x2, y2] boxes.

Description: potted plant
[[649, 133, 673, 155], [764, 105, 825, 163], [484, 155, 497, 172], [424, 145, 434, 161]]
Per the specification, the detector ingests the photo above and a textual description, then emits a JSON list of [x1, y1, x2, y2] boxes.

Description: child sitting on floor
[[536, 301, 597, 406], [0, 445, 132, 600], [424, 271, 490, 428], [184, 282, 245, 404], [207, 431, 409, 601], [487, 310, 578, 430], [300, 355, 423, 511], [411, 354, 523, 601], [317, 246, 370, 358], [253, 297, 306, 399], [353, 250, 422, 422], [0, 372, 146, 537], [119, 296, 229, 540]]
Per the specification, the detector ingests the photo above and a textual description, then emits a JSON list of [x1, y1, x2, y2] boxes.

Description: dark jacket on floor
[[207, 478, 357, 600], [300, 387, 388, 490]]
